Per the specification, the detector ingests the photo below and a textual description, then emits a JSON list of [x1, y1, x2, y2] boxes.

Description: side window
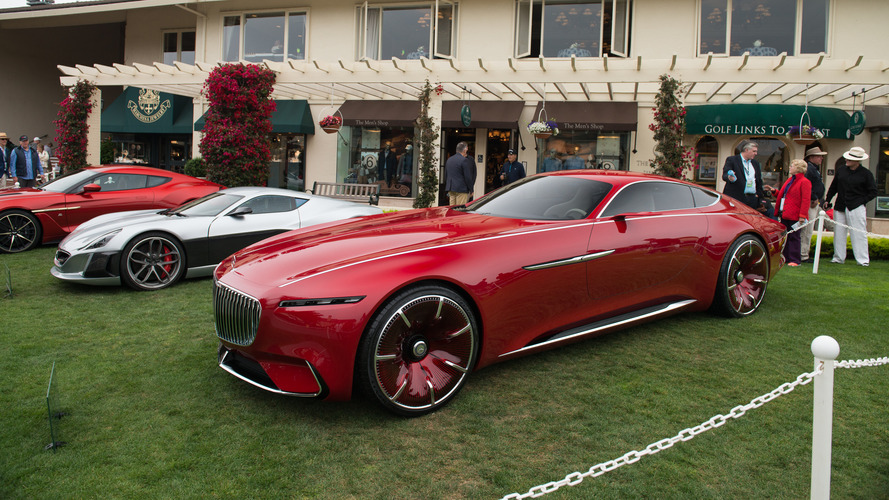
[[84, 174, 149, 192], [147, 175, 171, 188], [691, 186, 720, 208], [600, 182, 694, 217], [236, 195, 299, 215]]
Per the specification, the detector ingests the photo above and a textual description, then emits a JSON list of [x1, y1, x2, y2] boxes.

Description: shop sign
[[700, 124, 834, 137], [127, 89, 171, 124], [355, 119, 391, 127], [849, 110, 866, 136], [461, 104, 471, 127], [560, 122, 606, 131]]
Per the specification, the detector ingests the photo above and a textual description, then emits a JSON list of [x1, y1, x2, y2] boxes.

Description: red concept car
[[213, 171, 786, 416], [0, 165, 223, 253]]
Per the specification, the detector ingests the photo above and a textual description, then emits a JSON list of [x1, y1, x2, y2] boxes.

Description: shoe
[[830, 260, 843, 264], [801, 258, 812, 263], [787, 262, 800, 267], [858, 263, 869, 267]]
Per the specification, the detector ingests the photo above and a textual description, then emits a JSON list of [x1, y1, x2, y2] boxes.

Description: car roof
[[542, 169, 707, 190]]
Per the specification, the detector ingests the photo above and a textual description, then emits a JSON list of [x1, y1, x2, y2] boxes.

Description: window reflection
[[699, 0, 828, 56], [224, 12, 307, 62], [361, 3, 456, 60]]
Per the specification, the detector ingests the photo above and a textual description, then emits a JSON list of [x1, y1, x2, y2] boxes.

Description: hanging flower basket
[[786, 124, 823, 145], [527, 119, 559, 140], [319, 113, 342, 134]]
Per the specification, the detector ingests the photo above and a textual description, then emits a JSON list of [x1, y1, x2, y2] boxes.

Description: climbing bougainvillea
[[200, 63, 276, 187], [54, 79, 96, 174], [649, 74, 695, 179]]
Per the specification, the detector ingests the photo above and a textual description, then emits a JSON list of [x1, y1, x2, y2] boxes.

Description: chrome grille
[[214, 282, 262, 346]]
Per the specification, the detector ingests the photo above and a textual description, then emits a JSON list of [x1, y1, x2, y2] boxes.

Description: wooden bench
[[310, 181, 380, 205]]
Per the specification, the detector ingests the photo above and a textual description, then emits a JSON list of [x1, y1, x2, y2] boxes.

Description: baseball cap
[[33, 137, 41, 142], [19, 135, 28, 141], [507, 149, 516, 155]]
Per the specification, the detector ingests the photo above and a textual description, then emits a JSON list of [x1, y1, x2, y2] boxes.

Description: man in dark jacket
[[722, 141, 769, 212], [377, 144, 397, 186], [0, 132, 11, 185], [499, 149, 525, 185], [444, 141, 475, 205], [9, 135, 44, 188], [823, 147, 878, 266], [800, 146, 827, 262]]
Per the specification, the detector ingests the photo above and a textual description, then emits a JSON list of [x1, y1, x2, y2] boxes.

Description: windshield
[[169, 192, 244, 217], [40, 170, 101, 193], [466, 175, 613, 220]]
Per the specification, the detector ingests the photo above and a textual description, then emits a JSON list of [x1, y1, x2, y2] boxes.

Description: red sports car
[[0, 165, 223, 253], [213, 171, 786, 416]]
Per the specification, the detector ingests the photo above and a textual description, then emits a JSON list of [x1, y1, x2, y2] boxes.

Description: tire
[[0, 210, 42, 253], [712, 234, 770, 318], [120, 232, 186, 291], [358, 285, 479, 417]]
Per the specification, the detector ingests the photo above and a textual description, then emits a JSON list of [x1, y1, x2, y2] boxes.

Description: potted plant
[[527, 119, 559, 139], [786, 124, 824, 144], [319, 114, 342, 134]]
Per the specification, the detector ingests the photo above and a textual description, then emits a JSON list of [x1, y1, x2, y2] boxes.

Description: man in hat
[[0, 132, 11, 186], [800, 147, 827, 262], [823, 146, 877, 266], [9, 135, 44, 188], [499, 149, 525, 185]]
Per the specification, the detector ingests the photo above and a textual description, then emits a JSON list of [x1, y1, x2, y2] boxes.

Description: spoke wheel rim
[[125, 237, 182, 290], [0, 213, 38, 253], [726, 239, 769, 315], [373, 294, 476, 411]]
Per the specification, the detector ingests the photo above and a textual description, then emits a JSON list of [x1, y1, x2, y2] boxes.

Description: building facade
[[1, 0, 887, 228]]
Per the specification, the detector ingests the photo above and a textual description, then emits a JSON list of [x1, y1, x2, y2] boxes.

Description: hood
[[60, 209, 179, 249], [0, 187, 45, 198], [219, 207, 538, 287]]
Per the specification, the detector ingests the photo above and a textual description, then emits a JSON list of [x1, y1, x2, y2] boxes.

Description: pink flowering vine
[[649, 74, 695, 179], [199, 63, 276, 187], [54, 80, 96, 174]]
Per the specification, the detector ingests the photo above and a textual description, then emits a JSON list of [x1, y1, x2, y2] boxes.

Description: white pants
[[832, 205, 869, 265], [800, 203, 819, 260]]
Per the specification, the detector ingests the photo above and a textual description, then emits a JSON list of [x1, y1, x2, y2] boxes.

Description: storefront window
[[336, 126, 416, 198], [535, 131, 630, 173], [223, 12, 307, 62], [358, 2, 457, 60], [699, 0, 828, 56], [269, 134, 306, 191], [876, 131, 889, 216], [694, 136, 719, 186], [735, 137, 789, 190]]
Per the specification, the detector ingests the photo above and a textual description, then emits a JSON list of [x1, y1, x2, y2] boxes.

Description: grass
[[2, 247, 888, 499]]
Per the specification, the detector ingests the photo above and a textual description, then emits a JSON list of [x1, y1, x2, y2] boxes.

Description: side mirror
[[81, 183, 101, 193], [227, 206, 253, 217]]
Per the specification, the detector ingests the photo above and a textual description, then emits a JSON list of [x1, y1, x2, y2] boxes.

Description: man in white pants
[[800, 147, 827, 262], [823, 147, 877, 266]]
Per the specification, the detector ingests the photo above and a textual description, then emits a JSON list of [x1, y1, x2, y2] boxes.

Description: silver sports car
[[51, 187, 383, 290]]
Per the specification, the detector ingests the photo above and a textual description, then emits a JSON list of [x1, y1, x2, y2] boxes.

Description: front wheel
[[0, 210, 42, 253], [120, 232, 186, 291], [712, 234, 770, 317], [358, 285, 479, 417]]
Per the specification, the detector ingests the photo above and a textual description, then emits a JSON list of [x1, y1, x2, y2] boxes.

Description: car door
[[586, 181, 709, 308], [206, 195, 305, 263], [62, 173, 157, 231]]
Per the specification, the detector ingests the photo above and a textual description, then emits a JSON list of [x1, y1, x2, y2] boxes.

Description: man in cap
[[823, 146, 877, 266], [800, 147, 827, 262], [9, 135, 45, 188], [0, 132, 11, 186], [499, 149, 525, 185]]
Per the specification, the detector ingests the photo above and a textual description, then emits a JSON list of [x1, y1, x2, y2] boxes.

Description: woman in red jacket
[[775, 159, 812, 266]]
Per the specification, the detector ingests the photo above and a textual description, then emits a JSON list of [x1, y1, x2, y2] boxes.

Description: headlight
[[81, 229, 122, 250]]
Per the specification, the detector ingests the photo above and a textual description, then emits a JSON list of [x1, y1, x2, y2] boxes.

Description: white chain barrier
[[501, 354, 888, 499]]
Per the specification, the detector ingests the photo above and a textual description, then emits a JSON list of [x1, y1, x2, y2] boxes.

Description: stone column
[[86, 85, 101, 165]]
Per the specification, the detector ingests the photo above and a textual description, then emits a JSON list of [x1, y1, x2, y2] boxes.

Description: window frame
[[162, 29, 196, 65], [697, 0, 829, 57], [514, 0, 631, 58], [357, 1, 458, 61], [221, 9, 310, 63]]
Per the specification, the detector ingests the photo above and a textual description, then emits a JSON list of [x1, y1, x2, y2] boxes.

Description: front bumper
[[51, 249, 122, 286], [218, 344, 327, 398]]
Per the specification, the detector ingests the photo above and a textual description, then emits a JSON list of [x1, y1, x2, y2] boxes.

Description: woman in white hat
[[822, 146, 878, 266]]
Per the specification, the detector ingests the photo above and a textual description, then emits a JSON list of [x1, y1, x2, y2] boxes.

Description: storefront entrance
[[440, 128, 476, 205]]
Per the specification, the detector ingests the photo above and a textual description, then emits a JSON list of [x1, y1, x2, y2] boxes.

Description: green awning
[[194, 99, 315, 134], [101, 87, 194, 134], [685, 104, 850, 139]]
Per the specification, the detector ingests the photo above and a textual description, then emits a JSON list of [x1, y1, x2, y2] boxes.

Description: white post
[[812, 210, 826, 275], [810, 335, 840, 500]]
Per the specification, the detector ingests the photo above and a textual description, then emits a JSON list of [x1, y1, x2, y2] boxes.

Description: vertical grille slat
[[214, 282, 261, 346]]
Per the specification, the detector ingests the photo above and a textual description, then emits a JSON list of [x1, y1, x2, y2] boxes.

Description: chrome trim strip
[[523, 249, 615, 271], [498, 299, 697, 358], [218, 349, 323, 397], [32, 206, 80, 213]]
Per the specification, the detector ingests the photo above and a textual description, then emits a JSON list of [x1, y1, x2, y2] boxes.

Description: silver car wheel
[[121, 233, 185, 291]]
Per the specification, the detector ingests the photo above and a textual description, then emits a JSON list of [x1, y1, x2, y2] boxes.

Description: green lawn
[[2, 247, 887, 499]]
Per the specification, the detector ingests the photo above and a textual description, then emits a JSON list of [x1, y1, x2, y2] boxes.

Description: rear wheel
[[120, 232, 185, 291], [358, 285, 479, 417], [0, 210, 42, 253], [713, 235, 769, 317]]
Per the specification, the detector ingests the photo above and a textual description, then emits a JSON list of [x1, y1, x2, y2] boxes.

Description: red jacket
[[776, 173, 812, 221]]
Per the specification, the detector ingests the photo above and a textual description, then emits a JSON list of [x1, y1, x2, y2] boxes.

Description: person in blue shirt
[[542, 149, 562, 172], [499, 149, 525, 185], [9, 135, 44, 188]]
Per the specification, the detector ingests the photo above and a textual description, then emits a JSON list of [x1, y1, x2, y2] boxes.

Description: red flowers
[[199, 63, 277, 187], [54, 80, 96, 174], [648, 74, 695, 179]]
